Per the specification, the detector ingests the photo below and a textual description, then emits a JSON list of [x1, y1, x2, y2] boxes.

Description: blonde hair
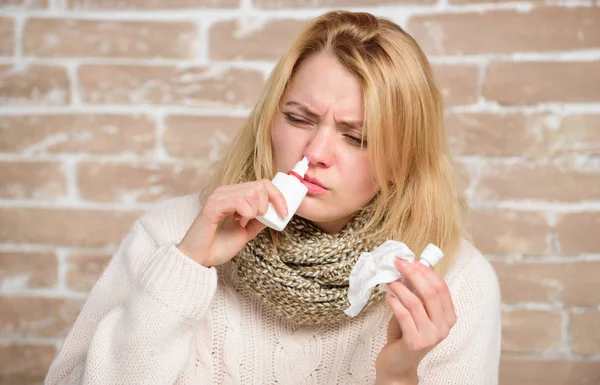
[[202, 11, 467, 275]]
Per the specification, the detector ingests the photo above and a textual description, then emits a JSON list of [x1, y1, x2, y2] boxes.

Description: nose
[[303, 126, 334, 168]]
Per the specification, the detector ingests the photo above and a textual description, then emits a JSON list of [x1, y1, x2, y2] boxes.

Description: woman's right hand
[[177, 180, 288, 267]]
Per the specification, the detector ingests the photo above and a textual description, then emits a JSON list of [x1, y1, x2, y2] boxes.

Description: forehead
[[284, 53, 364, 118]]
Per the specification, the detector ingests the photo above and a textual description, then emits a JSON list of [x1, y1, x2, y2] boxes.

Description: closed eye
[[345, 134, 367, 147], [285, 113, 310, 125], [285, 112, 367, 147]]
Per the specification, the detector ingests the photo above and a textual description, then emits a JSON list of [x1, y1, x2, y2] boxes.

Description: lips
[[302, 174, 328, 196], [303, 175, 327, 190]]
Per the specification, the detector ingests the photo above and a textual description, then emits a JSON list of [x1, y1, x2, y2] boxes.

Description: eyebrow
[[284, 100, 363, 130]]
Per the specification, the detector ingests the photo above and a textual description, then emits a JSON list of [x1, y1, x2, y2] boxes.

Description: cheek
[[342, 157, 378, 197], [271, 119, 305, 170], [272, 121, 293, 155]]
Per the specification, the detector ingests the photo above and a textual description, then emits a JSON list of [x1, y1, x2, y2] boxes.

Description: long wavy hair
[[201, 11, 468, 275]]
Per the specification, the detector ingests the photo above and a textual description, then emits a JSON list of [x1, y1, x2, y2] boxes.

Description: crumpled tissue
[[344, 240, 444, 317]]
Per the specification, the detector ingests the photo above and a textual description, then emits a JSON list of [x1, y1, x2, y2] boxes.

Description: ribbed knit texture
[[234, 207, 384, 325], [45, 195, 501, 385]]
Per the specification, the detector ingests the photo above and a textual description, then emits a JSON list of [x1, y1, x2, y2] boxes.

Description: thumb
[[387, 311, 404, 341], [244, 218, 268, 239]]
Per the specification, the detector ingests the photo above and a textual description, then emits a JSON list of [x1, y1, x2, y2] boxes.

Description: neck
[[308, 213, 357, 234]]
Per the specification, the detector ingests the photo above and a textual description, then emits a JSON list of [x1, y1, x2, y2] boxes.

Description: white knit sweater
[[46, 195, 501, 385]]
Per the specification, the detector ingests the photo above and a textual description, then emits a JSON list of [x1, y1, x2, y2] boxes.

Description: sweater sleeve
[[417, 246, 502, 385], [45, 214, 218, 385]]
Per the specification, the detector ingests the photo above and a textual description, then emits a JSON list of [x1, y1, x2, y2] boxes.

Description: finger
[[254, 183, 269, 216], [387, 280, 432, 333], [231, 196, 254, 227], [395, 258, 446, 327], [260, 179, 288, 217], [243, 218, 267, 239], [415, 263, 456, 327], [200, 188, 235, 225], [241, 188, 262, 227], [239, 198, 257, 227], [220, 189, 259, 227], [385, 293, 418, 342]]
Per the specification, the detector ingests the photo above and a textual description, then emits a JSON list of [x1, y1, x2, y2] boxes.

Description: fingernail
[[396, 258, 408, 268]]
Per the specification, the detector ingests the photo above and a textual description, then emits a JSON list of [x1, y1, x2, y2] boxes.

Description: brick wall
[[1, 0, 599, 383]]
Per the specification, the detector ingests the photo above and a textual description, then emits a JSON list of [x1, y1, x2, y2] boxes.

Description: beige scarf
[[232, 208, 386, 325]]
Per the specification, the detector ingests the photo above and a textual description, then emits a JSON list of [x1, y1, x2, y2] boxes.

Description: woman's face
[[271, 52, 379, 234]]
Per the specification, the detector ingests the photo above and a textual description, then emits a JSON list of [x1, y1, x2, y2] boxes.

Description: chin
[[295, 198, 332, 222], [294, 197, 347, 224]]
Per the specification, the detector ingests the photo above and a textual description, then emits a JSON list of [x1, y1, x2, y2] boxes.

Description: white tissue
[[344, 241, 444, 317]]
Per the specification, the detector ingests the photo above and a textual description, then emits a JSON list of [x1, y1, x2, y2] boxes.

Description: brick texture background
[[1, 0, 599, 383]]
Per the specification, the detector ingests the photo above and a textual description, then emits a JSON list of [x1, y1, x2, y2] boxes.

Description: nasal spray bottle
[[256, 156, 310, 231], [378, 243, 444, 298]]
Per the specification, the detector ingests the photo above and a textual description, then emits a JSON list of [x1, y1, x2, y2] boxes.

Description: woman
[[46, 11, 501, 385]]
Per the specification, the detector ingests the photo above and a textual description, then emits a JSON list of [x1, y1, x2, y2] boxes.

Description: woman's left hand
[[375, 258, 457, 384]]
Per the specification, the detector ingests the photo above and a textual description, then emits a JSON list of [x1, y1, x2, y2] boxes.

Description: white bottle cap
[[419, 244, 444, 267], [292, 156, 310, 178]]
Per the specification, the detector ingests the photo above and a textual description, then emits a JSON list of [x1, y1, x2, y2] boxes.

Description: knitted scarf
[[232, 208, 386, 325]]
